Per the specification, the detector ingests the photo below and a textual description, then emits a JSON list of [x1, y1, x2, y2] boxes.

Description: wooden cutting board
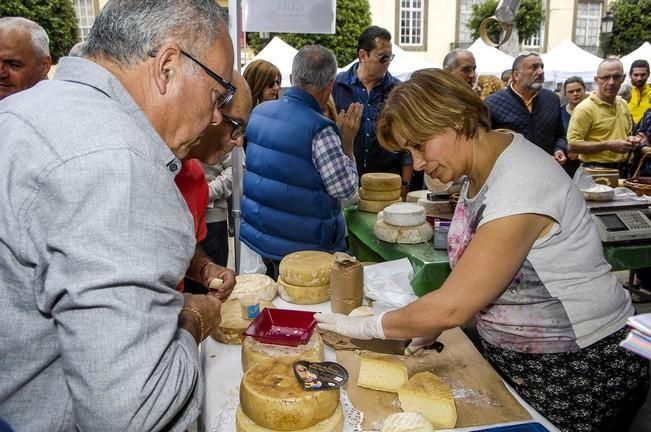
[[336, 328, 531, 430]]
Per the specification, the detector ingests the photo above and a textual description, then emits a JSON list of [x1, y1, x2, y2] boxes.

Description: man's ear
[[40, 56, 52, 80], [358, 49, 368, 63], [151, 42, 183, 95]]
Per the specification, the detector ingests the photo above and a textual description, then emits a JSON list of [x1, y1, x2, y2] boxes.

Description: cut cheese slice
[[348, 306, 375, 317], [233, 274, 277, 302], [359, 187, 401, 201], [235, 404, 343, 432], [240, 358, 340, 430], [277, 277, 329, 305], [210, 298, 275, 345], [406, 190, 429, 203], [241, 331, 325, 372], [358, 198, 401, 213], [397, 372, 457, 429], [381, 412, 434, 432], [361, 172, 402, 191], [382, 203, 426, 227], [279, 251, 333, 287], [357, 355, 408, 393], [374, 219, 433, 244]]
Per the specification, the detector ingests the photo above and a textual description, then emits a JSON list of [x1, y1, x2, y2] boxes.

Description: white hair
[[0, 17, 50, 59]]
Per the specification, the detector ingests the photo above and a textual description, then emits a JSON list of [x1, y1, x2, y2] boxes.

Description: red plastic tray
[[243, 308, 317, 347]]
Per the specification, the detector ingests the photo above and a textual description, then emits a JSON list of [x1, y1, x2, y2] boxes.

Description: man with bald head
[[0, 0, 234, 430], [443, 48, 478, 91], [0, 17, 51, 100]]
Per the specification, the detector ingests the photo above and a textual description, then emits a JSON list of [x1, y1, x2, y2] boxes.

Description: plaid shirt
[[312, 125, 358, 200]]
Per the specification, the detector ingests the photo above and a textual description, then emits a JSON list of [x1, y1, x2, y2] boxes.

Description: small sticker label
[[246, 303, 260, 319], [293, 360, 348, 391]]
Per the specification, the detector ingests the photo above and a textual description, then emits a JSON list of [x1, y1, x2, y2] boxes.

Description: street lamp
[[600, 11, 614, 57]]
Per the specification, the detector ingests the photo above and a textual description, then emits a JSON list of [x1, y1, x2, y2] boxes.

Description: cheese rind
[[361, 172, 402, 191], [359, 187, 401, 201], [406, 190, 429, 203], [235, 404, 343, 432], [357, 355, 408, 393], [233, 274, 277, 302], [277, 277, 330, 305], [279, 251, 333, 287], [241, 331, 325, 372], [381, 412, 435, 432], [240, 358, 340, 430], [210, 298, 275, 345], [374, 219, 433, 244], [358, 198, 401, 213], [397, 372, 457, 429], [382, 203, 426, 227]]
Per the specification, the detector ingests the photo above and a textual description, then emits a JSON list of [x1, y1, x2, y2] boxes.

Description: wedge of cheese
[[232, 274, 277, 302], [210, 298, 275, 345], [381, 412, 434, 432], [277, 276, 329, 305], [279, 251, 333, 287], [397, 372, 457, 429], [357, 355, 408, 393], [235, 404, 343, 432], [241, 331, 325, 372], [361, 172, 402, 191], [240, 358, 340, 430]]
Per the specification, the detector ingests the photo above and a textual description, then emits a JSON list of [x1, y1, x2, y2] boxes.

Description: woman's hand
[[315, 311, 386, 340]]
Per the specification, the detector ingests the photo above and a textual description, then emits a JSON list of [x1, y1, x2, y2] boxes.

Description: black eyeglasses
[[222, 113, 246, 139], [268, 78, 281, 88], [373, 53, 395, 64], [179, 50, 236, 108]]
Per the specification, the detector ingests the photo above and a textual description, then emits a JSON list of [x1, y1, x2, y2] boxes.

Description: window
[[73, 0, 97, 41], [522, 1, 545, 50], [398, 0, 426, 49], [458, 0, 483, 47], [576, 0, 602, 55]]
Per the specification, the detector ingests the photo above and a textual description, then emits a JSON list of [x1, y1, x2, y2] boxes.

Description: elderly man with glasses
[[568, 58, 641, 177], [0, 0, 235, 430]]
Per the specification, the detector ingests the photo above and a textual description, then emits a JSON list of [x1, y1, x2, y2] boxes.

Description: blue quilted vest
[[240, 87, 347, 261]]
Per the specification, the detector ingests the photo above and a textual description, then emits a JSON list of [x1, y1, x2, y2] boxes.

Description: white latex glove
[[315, 311, 386, 340]]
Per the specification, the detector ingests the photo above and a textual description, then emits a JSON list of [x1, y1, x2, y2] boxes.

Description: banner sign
[[243, 0, 336, 34]]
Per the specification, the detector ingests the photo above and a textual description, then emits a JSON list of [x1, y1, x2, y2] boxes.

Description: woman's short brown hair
[[243, 59, 281, 107], [376, 68, 491, 152]]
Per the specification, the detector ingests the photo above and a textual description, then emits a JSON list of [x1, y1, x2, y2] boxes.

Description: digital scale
[[588, 200, 651, 244]]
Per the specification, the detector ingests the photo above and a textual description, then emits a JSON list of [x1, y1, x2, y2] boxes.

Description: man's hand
[[609, 138, 639, 153], [179, 293, 223, 343], [553, 150, 567, 165], [202, 263, 236, 301], [337, 102, 363, 157], [315, 311, 386, 340]]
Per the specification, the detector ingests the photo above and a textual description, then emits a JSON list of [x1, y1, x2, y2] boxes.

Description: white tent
[[243, 36, 297, 87], [339, 43, 440, 81], [541, 39, 602, 85], [468, 38, 515, 76], [621, 42, 651, 75]]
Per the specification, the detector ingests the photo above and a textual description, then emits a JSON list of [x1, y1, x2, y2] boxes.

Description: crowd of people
[[1, 1, 651, 431]]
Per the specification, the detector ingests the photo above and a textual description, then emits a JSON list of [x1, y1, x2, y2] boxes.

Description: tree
[[467, 0, 544, 46], [0, 0, 79, 63], [246, 0, 371, 66], [608, 0, 651, 56]]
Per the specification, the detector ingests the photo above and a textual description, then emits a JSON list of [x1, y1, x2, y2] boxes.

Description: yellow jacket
[[628, 83, 651, 124]]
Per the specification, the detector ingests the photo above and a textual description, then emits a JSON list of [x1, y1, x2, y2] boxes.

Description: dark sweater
[[485, 87, 567, 155]]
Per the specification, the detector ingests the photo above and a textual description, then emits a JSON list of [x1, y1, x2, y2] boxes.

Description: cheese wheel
[[358, 198, 401, 213], [233, 274, 277, 302], [397, 372, 457, 429], [359, 187, 401, 201], [241, 331, 325, 372], [348, 306, 374, 317], [235, 404, 343, 432], [381, 412, 434, 432], [277, 277, 329, 305], [240, 358, 340, 430], [357, 355, 408, 393], [279, 251, 333, 287], [374, 219, 433, 244], [210, 298, 276, 345], [382, 203, 426, 227], [406, 190, 429, 203], [361, 172, 402, 191]]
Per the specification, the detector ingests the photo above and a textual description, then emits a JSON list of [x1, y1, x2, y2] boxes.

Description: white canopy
[[339, 43, 440, 81], [541, 39, 603, 84], [621, 42, 651, 75], [468, 38, 515, 76], [244, 36, 297, 87]]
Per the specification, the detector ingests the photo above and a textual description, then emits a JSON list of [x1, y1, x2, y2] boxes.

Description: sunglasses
[[222, 113, 246, 140], [267, 78, 281, 88], [373, 53, 395, 64]]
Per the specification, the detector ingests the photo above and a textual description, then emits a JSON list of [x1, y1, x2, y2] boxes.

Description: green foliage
[[608, 0, 651, 56], [246, 0, 371, 66], [467, 0, 544, 44], [0, 0, 79, 63]]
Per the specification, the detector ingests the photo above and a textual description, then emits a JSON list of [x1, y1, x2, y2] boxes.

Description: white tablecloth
[[199, 299, 559, 432]]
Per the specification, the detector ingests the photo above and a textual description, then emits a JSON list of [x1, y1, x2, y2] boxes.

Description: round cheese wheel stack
[[359, 187, 401, 201], [358, 173, 403, 213], [406, 190, 429, 203], [374, 218, 433, 244], [382, 203, 426, 227], [235, 404, 344, 432], [232, 274, 277, 302], [210, 298, 276, 345], [241, 330, 325, 372], [278, 251, 333, 304], [239, 358, 340, 430], [358, 197, 401, 213]]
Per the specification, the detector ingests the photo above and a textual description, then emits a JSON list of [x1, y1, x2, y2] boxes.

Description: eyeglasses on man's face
[[222, 113, 246, 140], [597, 73, 624, 82], [180, 50, 236, 109], [369, 51, 395, 64]]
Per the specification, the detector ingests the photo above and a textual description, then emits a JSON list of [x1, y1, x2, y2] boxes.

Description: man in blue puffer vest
[[241, 45, 360, 277]]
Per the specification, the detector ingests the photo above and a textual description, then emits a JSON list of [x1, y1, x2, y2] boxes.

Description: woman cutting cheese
[[316, 68, 648, 432]]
